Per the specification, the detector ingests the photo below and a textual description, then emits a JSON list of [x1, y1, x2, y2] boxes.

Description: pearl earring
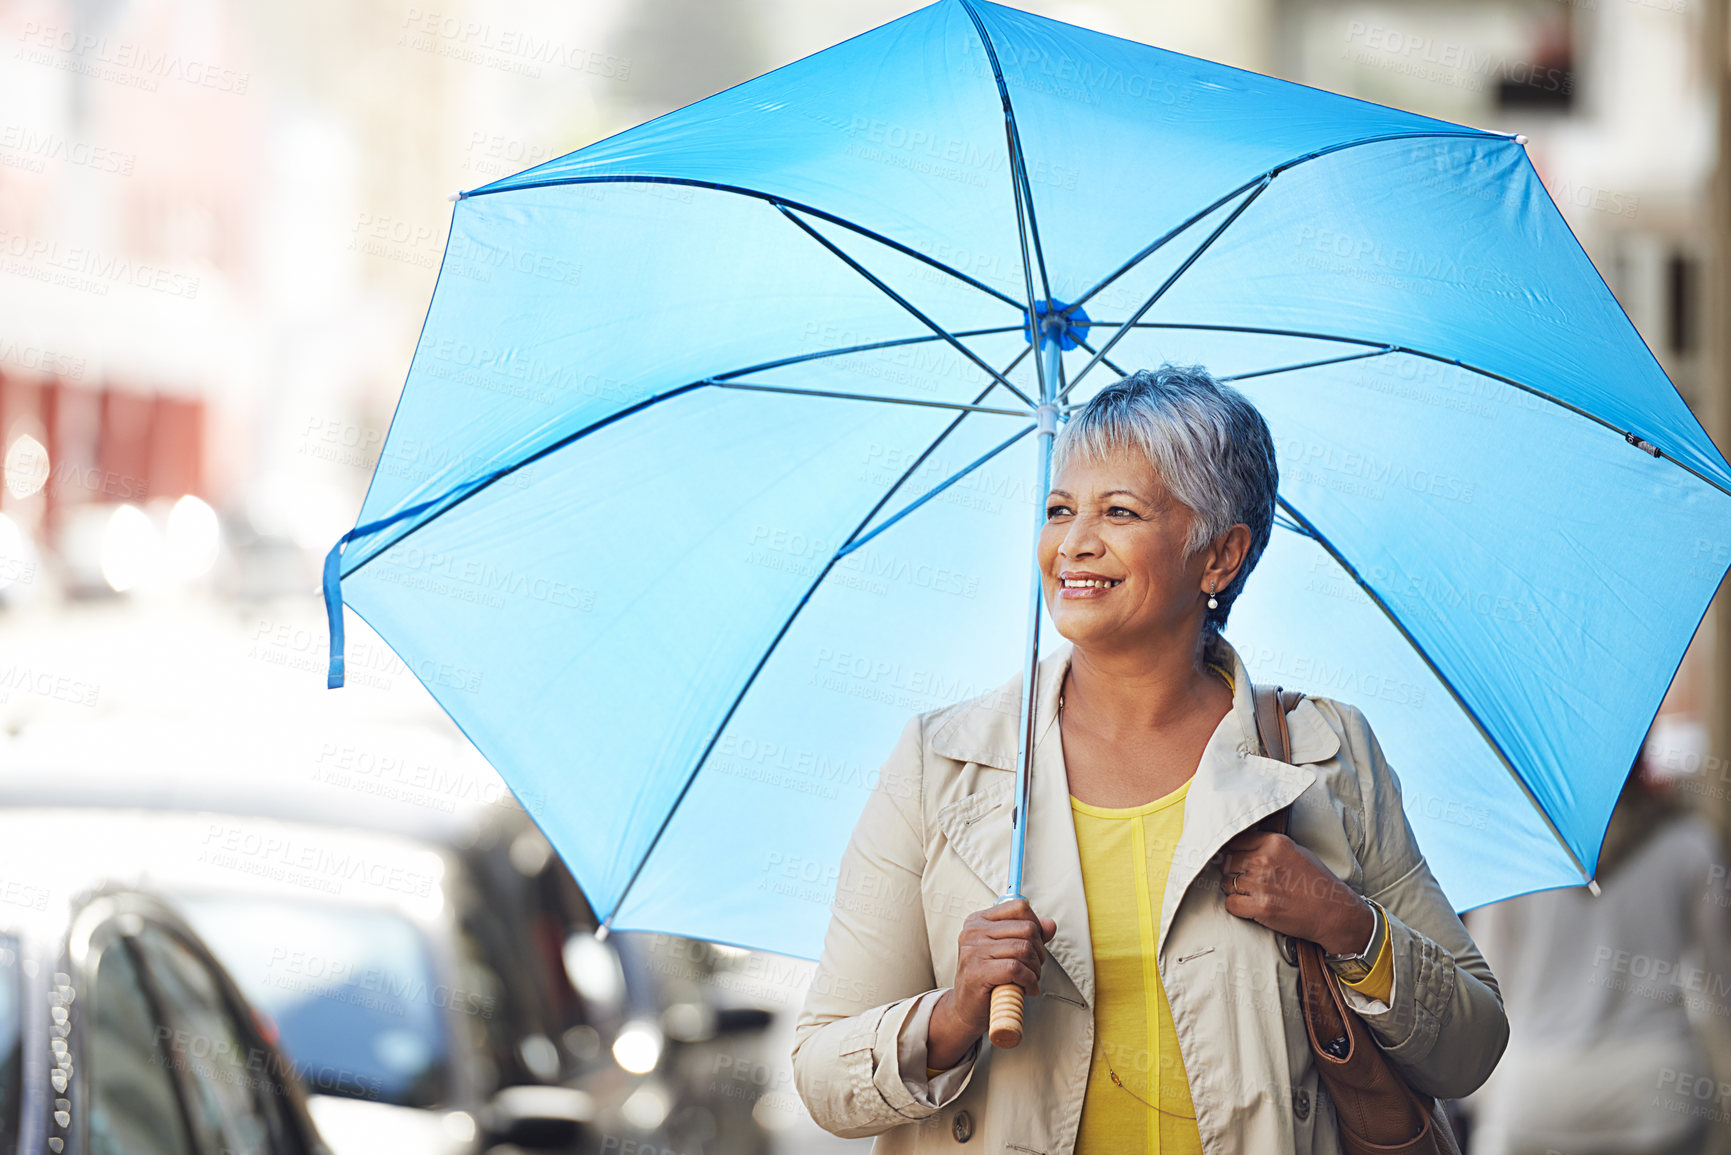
[[1207, 580, 1218, 610]]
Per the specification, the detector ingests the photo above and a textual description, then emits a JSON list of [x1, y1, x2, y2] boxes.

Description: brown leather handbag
[[1251, 683, 1459, 1155]]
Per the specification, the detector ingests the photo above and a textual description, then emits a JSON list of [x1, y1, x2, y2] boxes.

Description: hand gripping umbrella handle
[[989, 984, 1024, 1048]]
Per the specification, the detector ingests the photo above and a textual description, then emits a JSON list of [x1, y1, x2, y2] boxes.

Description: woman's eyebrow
[[1045, 489, 1147, 500]]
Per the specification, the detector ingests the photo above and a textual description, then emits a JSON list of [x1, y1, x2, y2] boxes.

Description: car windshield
[[175, 897, 453, 1109], [0, 939, 17, 1148]]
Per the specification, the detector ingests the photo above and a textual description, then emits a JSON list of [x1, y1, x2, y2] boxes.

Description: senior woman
[[791, 365, 1508, 1154]]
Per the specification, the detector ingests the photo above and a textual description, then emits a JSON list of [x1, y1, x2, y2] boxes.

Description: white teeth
[[1063, 579, 1120, 588]]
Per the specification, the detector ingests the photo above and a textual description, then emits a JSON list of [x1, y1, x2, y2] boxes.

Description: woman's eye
[[1108, 506, 1137, 518], [1046, 505, 1070, 518]]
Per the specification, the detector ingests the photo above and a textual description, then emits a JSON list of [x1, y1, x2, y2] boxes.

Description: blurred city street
[[4, 0, 1731, 1152]]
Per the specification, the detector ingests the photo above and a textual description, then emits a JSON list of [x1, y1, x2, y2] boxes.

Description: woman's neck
[[1062, 629, 1226, 735]]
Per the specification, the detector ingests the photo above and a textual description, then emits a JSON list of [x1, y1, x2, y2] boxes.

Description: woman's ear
[[1205, 524, 1253, 591]]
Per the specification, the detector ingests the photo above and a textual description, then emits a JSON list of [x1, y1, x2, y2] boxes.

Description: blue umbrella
[[323, 0, 1731, 963]]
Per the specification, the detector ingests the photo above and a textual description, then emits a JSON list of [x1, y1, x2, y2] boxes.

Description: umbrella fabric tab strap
[[322, 494, 444, 689], [323, 537, 351, 689]]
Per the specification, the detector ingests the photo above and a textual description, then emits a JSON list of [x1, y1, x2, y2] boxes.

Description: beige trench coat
[[792, 632, 1508, 1154]]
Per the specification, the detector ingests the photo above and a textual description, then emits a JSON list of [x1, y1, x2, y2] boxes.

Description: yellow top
[[1072, 773, 1203, 1153], [926, 670, 1396, 1138]]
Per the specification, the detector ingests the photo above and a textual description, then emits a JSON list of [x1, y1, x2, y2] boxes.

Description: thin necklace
[[1104, 1056, 1197, 1120]]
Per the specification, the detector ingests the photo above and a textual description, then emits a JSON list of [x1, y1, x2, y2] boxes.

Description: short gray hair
[[1051, 364, 1278, 632]]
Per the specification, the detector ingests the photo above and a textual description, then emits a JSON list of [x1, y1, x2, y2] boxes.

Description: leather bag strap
[[1251, 683, 1304, 837], [1246, 680, 1448, 1154]]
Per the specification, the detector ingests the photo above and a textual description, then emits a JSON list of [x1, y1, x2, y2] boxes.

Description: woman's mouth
[[1058, 576, 1122, 597]]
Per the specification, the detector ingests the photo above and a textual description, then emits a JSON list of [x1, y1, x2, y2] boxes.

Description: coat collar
[[928, 632, 1340, 1008], [928, 633, 1341, 771]]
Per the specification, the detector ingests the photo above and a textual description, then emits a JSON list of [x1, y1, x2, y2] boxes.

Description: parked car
[[0, 805, 599, 1155], [0, 713, 789, 1154], [0, 886, 328, 1154]]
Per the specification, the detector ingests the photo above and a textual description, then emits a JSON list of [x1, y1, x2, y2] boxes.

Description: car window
[[176, 896, 452, 1109], [131, 926, 290, 1155], [86, 938, 196, 1155], [0, 939, 19, 1150]]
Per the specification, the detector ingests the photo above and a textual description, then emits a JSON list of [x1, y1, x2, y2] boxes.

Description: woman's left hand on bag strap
[[1218, 829, 1375, 956]]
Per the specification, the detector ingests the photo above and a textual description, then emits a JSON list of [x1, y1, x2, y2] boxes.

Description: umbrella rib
[[338, 335, 1041, 598], [1215, 347, 1395, 384], [1069, 322, 1731, 499], [710, 325, 1027, 382], [714, 379, 1032, 417], [836, 423, 1036, 558], [774, 203, 1039, 409], [1069, 334, 1126, 380], [336, 380, 714, 584], [1064, 129, 1513, 319], [1274, 495, 1594, 885], [1062, 176, 1267, 320], [1062, 174, 1276, 399], [1105, 321, 1389, 346], [460, 174, 1028, 311], [958, 0, 1055, 312], [336, 370, 1032, 588], [599, 352, 1037, 933]]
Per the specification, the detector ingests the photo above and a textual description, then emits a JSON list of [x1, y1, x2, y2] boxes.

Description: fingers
[[975, 944, 1044, 995], [1217, 863, 1262, 902], [1221, 830, 1293, 880], [960, 900, 1051, 999], [969, 899, 1054, 940], [978, 897, 1041, 923], [961, 923, 1048, 971], [1224, 829, 1280, 853], [956, 938, 1043, 1000], [1222, 892, 1262, 922]]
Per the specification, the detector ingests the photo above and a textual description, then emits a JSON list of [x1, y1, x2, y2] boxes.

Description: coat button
[[952, 1109, 974, 1143], [1294, 1088, 1311, 1121]]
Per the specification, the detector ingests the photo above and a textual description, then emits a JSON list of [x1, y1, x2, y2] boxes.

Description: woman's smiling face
[[1037, 444, 1213, 649]]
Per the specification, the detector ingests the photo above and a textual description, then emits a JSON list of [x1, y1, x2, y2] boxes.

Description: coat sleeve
[[791, 713, 980, 1138], [1321, 700, 1510, 1101]]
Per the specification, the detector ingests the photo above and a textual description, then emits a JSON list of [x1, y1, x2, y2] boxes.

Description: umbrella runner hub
[[1028, 297, 1092, 351]]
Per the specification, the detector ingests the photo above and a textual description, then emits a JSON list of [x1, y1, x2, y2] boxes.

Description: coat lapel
[[930, 644, 1096, 1006], [927, 633, 1342, 1007], [1160, 633, 1317, 954]]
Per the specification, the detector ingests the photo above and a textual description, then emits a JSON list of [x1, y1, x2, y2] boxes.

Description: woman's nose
[[1060, 516, 1101, 559]]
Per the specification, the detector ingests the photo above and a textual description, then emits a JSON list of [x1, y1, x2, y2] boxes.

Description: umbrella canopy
[[324, 0, 1731, 960]]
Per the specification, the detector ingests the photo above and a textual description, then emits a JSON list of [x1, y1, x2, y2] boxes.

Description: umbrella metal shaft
[[1005, 334, 1063, 900]]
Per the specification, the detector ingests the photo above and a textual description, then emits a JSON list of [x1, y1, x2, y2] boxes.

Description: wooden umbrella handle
[[988, 983, 1024, 1048]]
